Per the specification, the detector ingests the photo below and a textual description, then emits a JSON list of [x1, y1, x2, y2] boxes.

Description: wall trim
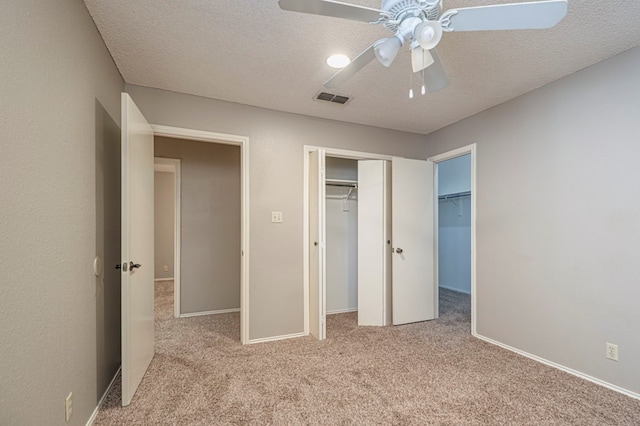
[[151, 124, 250, 345], [428, 143, 477, 335], [248, 332, 306, 345], [438, 285, 471, 295], [86, 367, 121, 426], [180, 308, 240, 318], [474, 333, 640, 401], [327, 308, 358, 315]]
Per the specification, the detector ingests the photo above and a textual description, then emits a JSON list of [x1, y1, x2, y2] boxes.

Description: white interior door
[[309, 149, 326, 340], [357, 160, 392, 326], [121, 93, 155, 406], [392, 157, 436, 325]]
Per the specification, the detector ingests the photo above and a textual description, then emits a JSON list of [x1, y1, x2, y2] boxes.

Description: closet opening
[[434, 152, 472, 331], [325, 157, 359, 336]]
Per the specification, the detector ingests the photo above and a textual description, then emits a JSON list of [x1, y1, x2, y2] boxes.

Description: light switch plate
[[271, 211, 283, 223]]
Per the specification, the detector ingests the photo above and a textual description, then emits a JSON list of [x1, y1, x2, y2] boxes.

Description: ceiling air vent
[[314, 91, 352, 105]]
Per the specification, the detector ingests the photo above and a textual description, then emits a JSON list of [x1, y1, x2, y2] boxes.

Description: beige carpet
[[95, 282, 640, 425]]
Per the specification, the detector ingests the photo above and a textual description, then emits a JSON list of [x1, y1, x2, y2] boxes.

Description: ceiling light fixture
[[326, 54, 351, 69]]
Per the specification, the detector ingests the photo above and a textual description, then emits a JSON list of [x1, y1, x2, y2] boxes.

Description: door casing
[[151, 125, 251, 344]]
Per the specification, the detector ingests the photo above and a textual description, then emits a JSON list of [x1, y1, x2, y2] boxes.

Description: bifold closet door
[[309, 149, 326, 340], [392, 157, 436, 325], [357, 160, 391, 326]]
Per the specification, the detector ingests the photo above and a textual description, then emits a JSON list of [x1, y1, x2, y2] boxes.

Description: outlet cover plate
[[606, 343, 619, 361]]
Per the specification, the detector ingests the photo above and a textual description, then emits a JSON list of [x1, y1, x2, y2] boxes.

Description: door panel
[[309, 150, 326, 340], [392, 158, 435, 325], [121, 93, 155, 406], [357, 160, 391, 326]]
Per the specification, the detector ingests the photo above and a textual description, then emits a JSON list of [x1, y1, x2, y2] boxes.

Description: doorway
[[153, 137, 242, 322], [429, 144, 477, 335]]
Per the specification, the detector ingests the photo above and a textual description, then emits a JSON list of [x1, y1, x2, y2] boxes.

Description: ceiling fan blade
[[423, 49, 448, 93], [324, 43, 378, 89], [440, 0, 568, 32], [278, 0, 383, 23], [412, 46, 435, 73]]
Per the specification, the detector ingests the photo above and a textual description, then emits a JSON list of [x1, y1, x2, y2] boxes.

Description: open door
[[308, 149, 326, 340], [392, 157, 436, 325], [120, 93, 155, 406]]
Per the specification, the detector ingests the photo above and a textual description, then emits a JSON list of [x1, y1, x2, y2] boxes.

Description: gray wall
[[154, 171, 175, 279], [155, 137, 241, 314], [425, 47, 640, 395], [438, 155, 471, 294], [0, 1, 124, 425], [126, 84, 427, 340]]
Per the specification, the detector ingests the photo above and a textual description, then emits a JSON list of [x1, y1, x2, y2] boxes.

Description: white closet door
[[392, 157, 436, 325], [309, 149, 326, 340], [121, 93, 155, 406], [357, 160, 391, 326]]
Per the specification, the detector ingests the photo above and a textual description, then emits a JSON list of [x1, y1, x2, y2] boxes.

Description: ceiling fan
[[278, 0, 568, 94]]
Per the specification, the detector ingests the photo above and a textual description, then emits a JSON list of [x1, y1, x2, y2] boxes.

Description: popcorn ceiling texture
[[83, 0, 640, 135], [94, 282, 640, 424]]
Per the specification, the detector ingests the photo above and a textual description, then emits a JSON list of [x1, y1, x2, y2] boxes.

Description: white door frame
[[152, 125, 250, 345], [154, 158, 181, 319], [428, 143, 477, 336], [303, 145, 394, 336]]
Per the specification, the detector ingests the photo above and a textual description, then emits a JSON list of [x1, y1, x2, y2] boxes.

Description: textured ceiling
[[83, 0, 640, 135]]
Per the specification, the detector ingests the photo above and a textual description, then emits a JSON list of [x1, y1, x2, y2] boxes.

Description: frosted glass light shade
[[374, 36, 402, 67], [415, 21, 443, 50]]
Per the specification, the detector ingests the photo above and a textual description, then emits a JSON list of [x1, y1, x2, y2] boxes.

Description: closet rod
[[438, 191, 471, 200], [326, 180, 357, 188]]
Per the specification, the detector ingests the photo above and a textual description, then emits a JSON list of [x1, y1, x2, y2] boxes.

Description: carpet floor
[[94, 281, 640, 425]]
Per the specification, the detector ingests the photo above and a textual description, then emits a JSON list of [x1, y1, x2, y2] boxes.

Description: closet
[[437, 154, 471, 295], [325, 157, 358, 317]]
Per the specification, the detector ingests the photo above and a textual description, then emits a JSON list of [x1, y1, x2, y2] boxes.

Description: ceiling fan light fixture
[[415, 20, 443, 51], [326, 54, 351, 69], [374, 36, 403, 67]]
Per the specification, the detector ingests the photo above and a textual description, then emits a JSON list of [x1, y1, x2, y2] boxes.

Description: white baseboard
[[86, 366, 121, 426], [474, 333, 640, 401], [154, 277, 174, 282], [327, 308, 358, 315], [180, 308, 239, 318], [439, 285, 471, 295], [248, 332, 306, 345]]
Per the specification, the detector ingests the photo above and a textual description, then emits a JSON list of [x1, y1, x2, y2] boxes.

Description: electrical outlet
[[65, 392, 73, 422], [606, 343, 619, 361], [271, 211, 283, 223], [163, 265, 168, 272]]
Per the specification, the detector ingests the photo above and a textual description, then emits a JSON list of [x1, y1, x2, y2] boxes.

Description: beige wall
[[154, 171, 175, 279], [155, 137, 241, 314], [0, 1, 124, 424], [426, 47, 640, 395], [126, 84, 427, 340]]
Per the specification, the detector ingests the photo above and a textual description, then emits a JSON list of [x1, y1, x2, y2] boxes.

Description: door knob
[[129, 261, 142, 270], [395, 248, 403, 254]]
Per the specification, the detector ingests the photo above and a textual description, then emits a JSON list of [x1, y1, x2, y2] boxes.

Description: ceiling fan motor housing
[[381, 0, 442, 33]]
